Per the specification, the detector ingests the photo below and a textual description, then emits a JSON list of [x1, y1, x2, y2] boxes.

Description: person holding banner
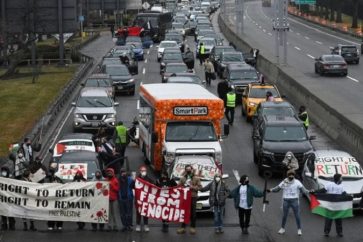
[[105, 168, 120, 231], [135, 166, 154, 232], [200, 173, 230, 234], [267, 170, 309, 236], [229, 175, 264, 234], [118, 168, 135, 232], [1, 166, 15, 230], [92, 170, 105, 231], [73, 170, 87, 230], [46, 167, 64, 231], [177, 165, 202, 235], [156, 171, 177, 232], [21, 170, 37, 231]]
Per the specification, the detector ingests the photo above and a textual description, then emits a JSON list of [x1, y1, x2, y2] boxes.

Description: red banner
[[135, 178, 192, 224]]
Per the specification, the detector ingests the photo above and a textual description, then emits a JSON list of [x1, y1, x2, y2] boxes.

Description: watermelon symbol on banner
[[91, 208, 108, 223]]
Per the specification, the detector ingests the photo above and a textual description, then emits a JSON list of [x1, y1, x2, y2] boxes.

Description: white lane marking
[[142, 68, 146, 74], [294, 46, 301, 51], [144, 59, 148, 63], [48, 107, 74, 149], [307, 54, 315, 59], [329, 46, 333, 49], [150, 45, 153, 48], [137, 100, 140, 110], [305, 36, 310, 40], [288, 17, 360, 45], [347, 76, 359, 83], [290, 29, 294, 33], [232, 169, 240, 183], [259, 26, 262, 29], [315, 41, 323, 45], [296, 32, 301, 35], [263, 29, 266, 32], [268, 32, 273, 36], [147, 50, 150, 55]]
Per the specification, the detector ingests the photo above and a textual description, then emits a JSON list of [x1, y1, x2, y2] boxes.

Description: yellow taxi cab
[[241, 82, 283, 122]]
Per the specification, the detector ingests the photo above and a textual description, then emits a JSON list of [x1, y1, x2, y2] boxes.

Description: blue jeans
[[119, 199, 133, 228], [282, 198, 301, 229], [213, 206, 224, 228]]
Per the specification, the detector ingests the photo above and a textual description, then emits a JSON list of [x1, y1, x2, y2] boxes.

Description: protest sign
[[30, 168, 46, 183], [0, 177, 109, 223], [314, 156, 363, 178], [135, 178, 191, 224], [58, 163, 87, 180]]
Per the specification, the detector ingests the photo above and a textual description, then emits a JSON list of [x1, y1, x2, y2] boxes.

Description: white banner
[[0, 177, 109, 223]]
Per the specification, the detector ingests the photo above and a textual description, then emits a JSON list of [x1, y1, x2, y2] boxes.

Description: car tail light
[[341, 64, 347, 68], [323, 64, 330, 69]]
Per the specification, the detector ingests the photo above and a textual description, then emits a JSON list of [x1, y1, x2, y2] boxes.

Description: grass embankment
[[0, 65, 78, 156]]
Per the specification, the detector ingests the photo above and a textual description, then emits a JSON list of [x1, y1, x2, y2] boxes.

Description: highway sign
[[294, 0, 316, 4], [142, 2, 151, 10]]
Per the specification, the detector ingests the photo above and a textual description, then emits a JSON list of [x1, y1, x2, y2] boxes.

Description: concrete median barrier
[[218, 14, 363, 161]]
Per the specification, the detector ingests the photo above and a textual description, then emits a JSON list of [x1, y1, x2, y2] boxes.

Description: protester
[[156, 171, 177, 232], [230, 175, 264, 234], [198, 43, 205, 65], [177, 165, 202, 235], [314, 173, 345, 237], [105, 168, 119, 231], [29, 156, 47, 183], [110, 24, 115, 37], [91, 170, 105, 231], [184, 47, 195, 70], [225, 87, 236, 125], [99, 137, 120, 173], [217, 79, 229, 106], [120, 53, 130, 66], [135, 166, 153, 232], [73, 170, 87, 230], [47, 167, 64, 231], [18, 137, 41, 164], [200, 173, 230, 234], [114, 121, 128, 159], [282, 151, 299, 174], [203, 58, 215, 86], [298, 106, 309, 130], [14, 152, 27, 179], [119, 168, 134, 232], [267, 170, 309, 236], [1, 166, 15, 230], [22, 169, 36, 231]]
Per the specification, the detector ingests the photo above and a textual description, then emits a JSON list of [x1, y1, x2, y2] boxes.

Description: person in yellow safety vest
[[225, 87, 236, 125], [298, 106, 309, 130], [114, 121, 128, 158], [199, 43, 206, 65]]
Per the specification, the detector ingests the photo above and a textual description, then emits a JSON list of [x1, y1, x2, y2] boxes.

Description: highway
[[226, 0, 363, 127], [2, 10, 362, 242]]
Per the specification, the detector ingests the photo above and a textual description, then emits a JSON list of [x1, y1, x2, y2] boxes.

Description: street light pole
[[273, 0, 289, 65]]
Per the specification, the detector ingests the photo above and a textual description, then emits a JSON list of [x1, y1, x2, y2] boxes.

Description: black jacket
[[156, 177, 177, 188]]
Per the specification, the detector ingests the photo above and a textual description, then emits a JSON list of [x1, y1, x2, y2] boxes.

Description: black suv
[[224, 63, 259, 97], [252, 116, 315, 176], [331, 44, 360, 64]]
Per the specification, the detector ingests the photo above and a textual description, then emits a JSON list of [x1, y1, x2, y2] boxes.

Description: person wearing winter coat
[[200, 173, 230, 234], [177, 165, 202, 235], [73, 170, 87, 230], [183, 48, 195, 70], [21, 170, 37, 231], [46, 167, 64, 231], [1, 167, 15, 230], [18, 137, 41, 163], [14, 152, 28, 179], [91, 170, 105, 231], [105, 168, 120, 231], [282, 151, 299, 174], [156, 171, 177, 232], [230, 175, 264, 234], [134, 166, 154, 232], [118, 168, 134, 232]]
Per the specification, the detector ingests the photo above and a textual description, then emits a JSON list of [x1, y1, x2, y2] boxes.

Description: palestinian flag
[[310, 193, 353, 219]]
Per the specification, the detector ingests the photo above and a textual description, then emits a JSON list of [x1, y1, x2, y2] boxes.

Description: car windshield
[[126, 37, 141, 43], [58, 161, 98, 180], [166, 122, 218, 141], [341, 46, 357, 53], [172, 22, 184, 28], [77, 96, 112, 107], [200, 39, 215, 46], [172, 160, 219, 181], [160, 42, 178, 48], [105, 66, 129, 76], [324, 56, 344, 62], [128, 43, 143, 49], [85, 79, 111, 87], [165, 35, 182, 42], [163, 52, 183, 61], [215, 47, 234, 56], [167, 76, 201, 84], [264, 126, 308, 142], [223, 53, 243, 62], [249, 87, 279, 98], [59, 140, 93, 147], [230, 70, 258, 80], [166, 65, 187, 73], [102, 59, 120, 65], [262, 107, 295, 117]]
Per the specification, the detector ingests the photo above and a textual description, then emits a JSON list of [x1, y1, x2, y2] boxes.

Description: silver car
[[72, 88, 118, 132]]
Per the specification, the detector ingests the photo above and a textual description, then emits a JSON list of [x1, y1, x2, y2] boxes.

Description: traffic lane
[[228, 5, 363, 126], [246, 2, 362, 83]]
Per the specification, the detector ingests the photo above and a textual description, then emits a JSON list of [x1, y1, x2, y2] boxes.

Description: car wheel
[[246, 115, 251, 123], [241, 105, 246, 116], [314, 66, 318, 74], [319, 69, 324, 76], [257, 162, 264, 177], [343, 71, 348, 76]]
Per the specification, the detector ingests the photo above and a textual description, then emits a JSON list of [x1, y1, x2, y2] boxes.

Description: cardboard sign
[[315, 156, 363, 178], [58, 163, 87, 180], [173, 162, 219, 180], [134, 178, 191, 223]]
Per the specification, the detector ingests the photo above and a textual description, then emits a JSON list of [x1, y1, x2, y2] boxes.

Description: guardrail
[[218, 14, 363, 161]]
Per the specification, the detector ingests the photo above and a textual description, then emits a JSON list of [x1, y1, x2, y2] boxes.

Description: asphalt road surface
[[2, 11, 362, 242], [226, 0, 363, 128]]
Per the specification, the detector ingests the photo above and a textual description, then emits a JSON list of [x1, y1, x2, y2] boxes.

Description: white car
[[51, 133, 96, 162], [169, 155, 227, 212], [157, 41, 179, 62], [302, 150, 363, 208]]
